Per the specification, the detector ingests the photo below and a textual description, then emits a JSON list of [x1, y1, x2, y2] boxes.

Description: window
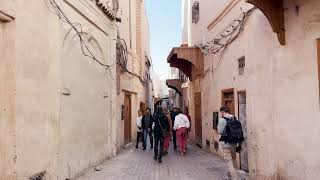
[[238, 56, 245, 75], [222, 89, 235, 115], [213, 111, 219, 130], [192, 1, 199, 24]]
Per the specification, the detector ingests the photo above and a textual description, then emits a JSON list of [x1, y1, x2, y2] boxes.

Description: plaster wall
[[0, 0, 118, 179], [183, 0, 320, 179], [115, 0, 152, 150]]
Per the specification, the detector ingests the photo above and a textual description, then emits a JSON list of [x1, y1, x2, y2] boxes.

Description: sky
[[145, 0, 182, 80]]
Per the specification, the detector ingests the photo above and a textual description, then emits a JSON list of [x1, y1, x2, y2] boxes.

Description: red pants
[[163, 133, 170, 150], [176, 127, 188, 153]]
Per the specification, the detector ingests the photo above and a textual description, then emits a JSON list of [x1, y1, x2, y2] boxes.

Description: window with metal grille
[[238, 56, 245, 75], [192, 1, 199, 24]]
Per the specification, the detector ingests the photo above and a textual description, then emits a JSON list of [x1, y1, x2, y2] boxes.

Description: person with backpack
[[218, 106, 244, 180], [149, 107, 169, 163]]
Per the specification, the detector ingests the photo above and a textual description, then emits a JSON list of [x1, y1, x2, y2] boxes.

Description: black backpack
[[220, 117, 244, 144]]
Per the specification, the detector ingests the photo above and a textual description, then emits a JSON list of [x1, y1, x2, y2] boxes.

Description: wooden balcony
[[167, 47, 204, 81], [166, 79, 182, 95]]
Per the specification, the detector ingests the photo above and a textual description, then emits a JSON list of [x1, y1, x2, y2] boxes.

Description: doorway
[[238, 91, 249, 172], [194, 92, 202, 147], [222, 89, 235, 115], [124, 93, 132, 144]]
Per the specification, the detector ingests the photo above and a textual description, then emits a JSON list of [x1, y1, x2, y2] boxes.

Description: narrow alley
[[1, 0, 320, 179], [77, 143, 245, 180]]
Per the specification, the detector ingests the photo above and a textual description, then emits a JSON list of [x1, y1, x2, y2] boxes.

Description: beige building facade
[[168, 0, 320, 179], [115, 0, 153, 149], [0, 0, 152, 179]]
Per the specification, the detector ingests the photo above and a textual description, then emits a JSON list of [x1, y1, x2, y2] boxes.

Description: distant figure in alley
[[135, 110, 143, 149], [163, 108, 173, 156], [170, 107, 180, 150], [173, 110, 190, 156], [218, 106, 244, 180], [150, 107, 169, 163], [142, 108, 153, 150]]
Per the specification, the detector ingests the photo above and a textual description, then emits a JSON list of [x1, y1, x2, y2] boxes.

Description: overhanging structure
[[166, 79, 182, 95], [167, 47, 204, 81], [246, 0, 285, 45]]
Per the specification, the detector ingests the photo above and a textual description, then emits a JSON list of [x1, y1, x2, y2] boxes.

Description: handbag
[[157, 118, 167, 138]]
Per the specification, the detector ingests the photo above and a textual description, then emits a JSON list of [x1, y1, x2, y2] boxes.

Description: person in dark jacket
[[149, 106, 169, 163], [170, 107, 180, 150], [141, 108, 153, 150]]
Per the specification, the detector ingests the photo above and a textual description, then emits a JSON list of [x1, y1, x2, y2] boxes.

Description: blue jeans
[[143, 129, 153, 149]]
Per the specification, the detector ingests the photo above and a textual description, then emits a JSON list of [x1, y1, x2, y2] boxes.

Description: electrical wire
[[49, 0, 115, 81], [197, 7, 256, 56], [196, 7, 256, 78]]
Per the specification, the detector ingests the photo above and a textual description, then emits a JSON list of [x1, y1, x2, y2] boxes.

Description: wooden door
[[194, 93, 202, 147], [124, 94, 132, 144], [238, 92, 249, 172], [222, 89, 235, 115]]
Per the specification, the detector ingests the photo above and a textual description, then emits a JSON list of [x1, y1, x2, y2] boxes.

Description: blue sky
[[146, 0, 182, 79]]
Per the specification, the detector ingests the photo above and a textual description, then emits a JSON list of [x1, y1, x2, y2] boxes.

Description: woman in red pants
[[163, 108, 172, 156], [173, 111, 190, 156]]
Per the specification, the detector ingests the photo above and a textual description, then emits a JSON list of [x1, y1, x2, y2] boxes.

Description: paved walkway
[[76, 143, 236, 180]]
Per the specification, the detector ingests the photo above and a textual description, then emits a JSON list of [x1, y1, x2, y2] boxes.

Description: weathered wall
[[0, 3, 16, 179], [183, 0, 320, 179], [0, 0, 118, 179], [115, 0, 152, 150]]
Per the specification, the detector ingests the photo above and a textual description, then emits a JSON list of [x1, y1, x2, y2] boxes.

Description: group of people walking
[[136, 106, 190, 163], [136, 105, 244, 180]]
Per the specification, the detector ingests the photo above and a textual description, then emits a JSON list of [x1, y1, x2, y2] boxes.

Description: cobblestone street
[[77, 143, 231, 180]]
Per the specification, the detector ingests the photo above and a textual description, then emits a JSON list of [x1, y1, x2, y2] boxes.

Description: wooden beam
[[246, 0, 285, 45]]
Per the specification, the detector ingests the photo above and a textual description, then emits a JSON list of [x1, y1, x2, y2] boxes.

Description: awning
[[246, 0, 285, 45], [166, 79, 182, 95], [167, 47, 204, 81]]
